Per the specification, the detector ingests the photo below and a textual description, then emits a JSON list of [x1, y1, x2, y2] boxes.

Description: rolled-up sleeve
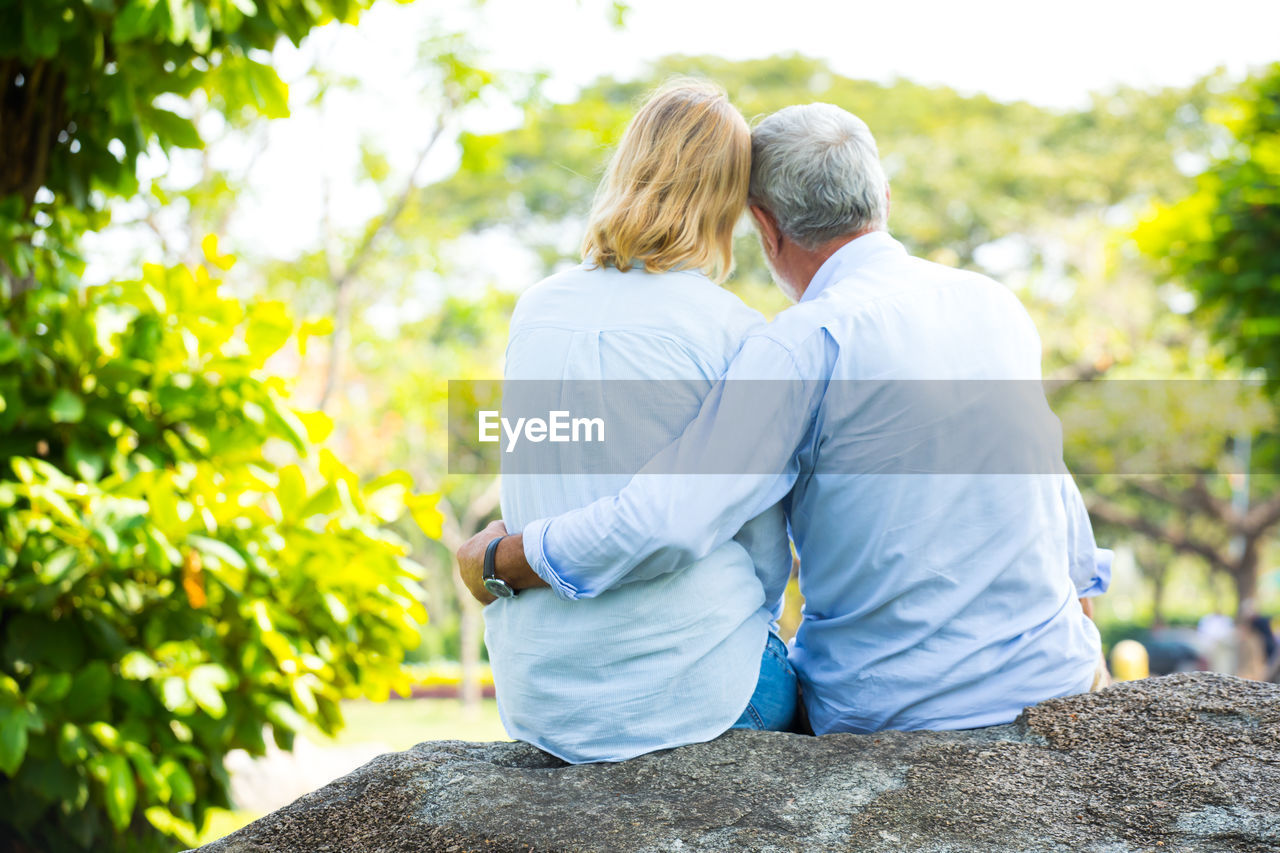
[[521, 517, 583, 600], [1063, 475, 1110, 598]]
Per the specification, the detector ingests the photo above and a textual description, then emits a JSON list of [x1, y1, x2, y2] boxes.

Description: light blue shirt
[[486, 262, 792, 764], [523, 232, 1111, 735]]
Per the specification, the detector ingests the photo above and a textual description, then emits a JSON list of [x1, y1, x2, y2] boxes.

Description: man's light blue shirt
[[487, 263, 793, 763], [523, 232, 1111, 735]]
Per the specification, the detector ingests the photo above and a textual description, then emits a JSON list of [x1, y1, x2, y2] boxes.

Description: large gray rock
[[196, 672, 1280, 852]]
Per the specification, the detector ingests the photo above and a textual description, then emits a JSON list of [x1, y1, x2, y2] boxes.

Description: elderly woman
[[478, 80, 796, 763]]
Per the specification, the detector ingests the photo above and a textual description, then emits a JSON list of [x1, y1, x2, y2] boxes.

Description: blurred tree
[[310, 35, 503, 413], [336, 293, 515, 715], [0, 0, 412, 295], [0, 248, 439, 851], [1107, 62, 1280, 626], [0, 1, 470, 847], [427, 54, 1215, 296], [1135, 62, 1280, 386]]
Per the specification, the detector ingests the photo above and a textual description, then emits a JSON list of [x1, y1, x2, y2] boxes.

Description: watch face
[[483, 577, 516, 599]]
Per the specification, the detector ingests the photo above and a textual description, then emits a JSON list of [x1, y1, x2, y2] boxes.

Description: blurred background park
[[2, 0, 1280, 849]]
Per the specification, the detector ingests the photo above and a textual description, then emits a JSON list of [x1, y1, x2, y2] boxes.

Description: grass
[[196, 698, 508, 845], [319, 697, 508, 751]]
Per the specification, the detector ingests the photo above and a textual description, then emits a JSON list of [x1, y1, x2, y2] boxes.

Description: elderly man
[[459, 103, 1110, 735]]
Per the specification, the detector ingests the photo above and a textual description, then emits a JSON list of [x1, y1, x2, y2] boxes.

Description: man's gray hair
[[749, 104, 888, 249]]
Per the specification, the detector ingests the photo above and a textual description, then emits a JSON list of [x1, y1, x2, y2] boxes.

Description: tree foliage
[[428, 54, 1214, 290], [0, 0, 399, 292], [0, 246, 437, 851], [1136, 62, 1280, 385]]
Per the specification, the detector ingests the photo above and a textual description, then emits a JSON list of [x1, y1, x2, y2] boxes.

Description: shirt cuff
[[1076, 548, 1113, 598], [522, 518, 584, 601]]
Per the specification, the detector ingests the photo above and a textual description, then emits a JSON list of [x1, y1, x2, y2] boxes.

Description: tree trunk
[[1232, 545, 1265, 679], [449, 566, 483, 718], [1233, 547, 1260, 623], [437, 483, 501, 719], [1151, 569, 1167, 628]]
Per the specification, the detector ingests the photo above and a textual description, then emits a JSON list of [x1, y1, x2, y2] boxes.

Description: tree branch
[[316, 113, 452, 411], [1087, 496, 1232, 573], [1242, 492, 1280, 539]]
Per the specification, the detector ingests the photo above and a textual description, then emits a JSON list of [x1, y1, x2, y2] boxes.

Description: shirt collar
[[800, 230, 906, 303]]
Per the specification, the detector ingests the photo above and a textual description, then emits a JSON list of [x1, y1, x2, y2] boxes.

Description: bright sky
[[85, 0, 1280, 282], [476, 0, 1280, 107]]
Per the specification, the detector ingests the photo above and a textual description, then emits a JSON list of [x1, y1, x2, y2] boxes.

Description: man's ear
[[749, 204, 783, 257]]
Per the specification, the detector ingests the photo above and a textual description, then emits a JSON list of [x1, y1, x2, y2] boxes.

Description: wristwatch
[[482, 535, 518, 599]]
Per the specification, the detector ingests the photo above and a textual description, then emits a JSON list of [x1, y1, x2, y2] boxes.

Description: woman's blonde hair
[[581, 79, 750, 284]]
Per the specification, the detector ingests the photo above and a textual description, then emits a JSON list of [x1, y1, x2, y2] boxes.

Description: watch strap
[[483, 535, 517, 597], [483, 535, 505, 581]]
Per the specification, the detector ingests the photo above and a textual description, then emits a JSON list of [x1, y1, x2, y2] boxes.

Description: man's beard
[[762, 249, 802, 303]]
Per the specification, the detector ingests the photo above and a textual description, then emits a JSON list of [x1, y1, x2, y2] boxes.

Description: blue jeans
[[731, 632, 799, 731]]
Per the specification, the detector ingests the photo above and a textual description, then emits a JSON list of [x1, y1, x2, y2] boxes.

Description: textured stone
[[195, 673, 1280, 852]]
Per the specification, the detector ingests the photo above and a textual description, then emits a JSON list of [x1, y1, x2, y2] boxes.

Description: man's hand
[[457, 520, 507, 606], [456, 521, 551, 605]]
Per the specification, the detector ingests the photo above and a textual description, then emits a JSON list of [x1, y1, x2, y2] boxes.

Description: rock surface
[[196, 673, 1280, 852]]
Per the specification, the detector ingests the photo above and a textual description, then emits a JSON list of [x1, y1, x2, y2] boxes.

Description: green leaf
[[20, 756, 82, 804], [97, 753, 136, 830], [114, 0, 159, 41], [406, 493, 444, 539], [50, 389, 86, 423], [27, 672, 73, 703], [125, 743, 171, 803], [0, 709, 29, 776], [186, 664, 231, 718], [187, 534, 246, 569], [143, 805, 196, 845], [275, 465, 307, 518], [119, 650, 160, 680], [364, 481, 407, 523], [37, 548, 79, 583], [245, 299, 292, 358], [141, 104, 204, 150], [66, 662, 112, 719], [159, 758, 195, 804], [159, 676, 191, 713], [264, 699, 307, 735], [242, 59, 290, 119], [88, 721, 121, 750], [0, 328, 18, 363], [57, 723, 91, 764], [68, 439, 106, 481]]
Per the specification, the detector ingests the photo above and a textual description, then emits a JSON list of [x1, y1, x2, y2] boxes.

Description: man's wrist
[[495, 533, 544, 590]]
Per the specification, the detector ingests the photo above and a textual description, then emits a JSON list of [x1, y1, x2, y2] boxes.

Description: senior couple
[[454, 80, 1112, 764]]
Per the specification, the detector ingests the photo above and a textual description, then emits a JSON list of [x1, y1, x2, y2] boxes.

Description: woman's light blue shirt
[[485, 262, 792, 764]]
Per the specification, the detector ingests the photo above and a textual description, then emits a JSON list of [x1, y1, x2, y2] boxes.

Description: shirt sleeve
[[1062, 474, 1111, 598], [523, 332, 832, 600]]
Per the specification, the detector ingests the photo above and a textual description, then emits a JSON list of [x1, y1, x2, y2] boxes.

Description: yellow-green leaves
[[297, 316, 334, 357], [1134, 63, 1280, 387], [48, 389, 85, 424], [89, 753, 136, 831], [201, 234, 236, 271], [186, 664, 234, 718], [407, 492, 445, 539], [2, 253, 428, 851]]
